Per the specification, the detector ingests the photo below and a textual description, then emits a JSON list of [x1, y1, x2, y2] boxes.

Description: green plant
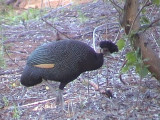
[[12, 104, 20, 119], [77, 10, 89, 23], [20, 8, 46, 21], [140, 15, 150, 25], [0, 28, 6, 69], [116, 38, 126, 51], [2, 96, 9, 106], [0, 7, 47, 25], [117, 36, 149, 78], [152, 0, 160, 5], [0, 47, 5, 68]]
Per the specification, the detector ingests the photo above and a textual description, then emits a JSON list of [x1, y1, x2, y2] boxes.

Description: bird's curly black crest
[[100, 41, 118, 53]]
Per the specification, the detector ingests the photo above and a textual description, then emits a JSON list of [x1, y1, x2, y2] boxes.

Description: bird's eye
[[102, 48, 109, 53]]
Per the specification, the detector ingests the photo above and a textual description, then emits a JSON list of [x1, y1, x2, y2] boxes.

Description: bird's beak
[[96, 48, 110, 56], [100, 48, 110, 56]]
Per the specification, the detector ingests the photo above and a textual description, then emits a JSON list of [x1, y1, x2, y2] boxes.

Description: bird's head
[[99, 41, 118, 55]]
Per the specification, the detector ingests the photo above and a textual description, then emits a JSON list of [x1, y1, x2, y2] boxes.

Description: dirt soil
[[0, 0, 160, 120]]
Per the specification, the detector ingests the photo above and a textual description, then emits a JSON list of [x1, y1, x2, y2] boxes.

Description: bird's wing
[[27, 44, 60, 69], [34, 64, 55, 68]]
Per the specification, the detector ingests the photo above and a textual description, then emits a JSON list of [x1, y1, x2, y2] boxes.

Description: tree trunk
[[121, 0, 160, 80]]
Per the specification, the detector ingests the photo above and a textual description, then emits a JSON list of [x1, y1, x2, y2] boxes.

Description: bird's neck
[[94, 53, 104, 69], [86, 53, 104, 71]]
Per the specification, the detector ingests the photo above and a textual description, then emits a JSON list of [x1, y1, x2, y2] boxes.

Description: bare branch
[[1, 28, 22, 69], [129, 0, 150, 34], [108, 0, 123, 14], [141, 18, 160, 32], [93, 24, 106, 51], [3, 46, 22, 68], [119, 60, 128, 85], [41, 18, 71, 40]]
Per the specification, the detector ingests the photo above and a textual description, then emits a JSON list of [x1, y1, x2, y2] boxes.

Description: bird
[[20, 39, 118, 107]]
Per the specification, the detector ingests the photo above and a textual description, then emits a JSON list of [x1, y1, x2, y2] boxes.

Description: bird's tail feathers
[[20, 65, 42, 87]]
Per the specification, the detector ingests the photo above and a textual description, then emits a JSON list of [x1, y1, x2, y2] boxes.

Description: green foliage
[[126, 51, 137, 64], [118, 35, 150, 78], [141, 8, 146, 14], [0, 28, 6, 69], [140, 16, 150, 25], [0, 7, 46, 25], [116, 39, 126, 51], [0, 48, 6, 69], [12, 104, 20, 119], [77, 10, 89, 23], [20, 8, 45, 21], [121, 50, 149, 78], [2, 96, 9, 106], [152, 0, 160, 5]]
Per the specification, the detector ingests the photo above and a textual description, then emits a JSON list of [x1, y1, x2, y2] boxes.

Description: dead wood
[[85, 80, 113, 98]]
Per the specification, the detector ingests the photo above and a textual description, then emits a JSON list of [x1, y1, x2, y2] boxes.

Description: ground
[[0, 0, 160, 120]]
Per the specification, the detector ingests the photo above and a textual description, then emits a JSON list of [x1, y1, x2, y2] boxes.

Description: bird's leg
[[44, 80, 64, 110], [21, 86, 27, 97], [56, 82, 68, 110], [56, 89, 64, 109]]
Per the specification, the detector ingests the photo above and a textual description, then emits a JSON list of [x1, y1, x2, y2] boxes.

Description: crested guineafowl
[[20, 39, 118, 107]]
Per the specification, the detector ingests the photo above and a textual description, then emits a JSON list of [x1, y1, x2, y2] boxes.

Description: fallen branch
[[1, 97, 56, 110], [119, 60, 128, 85], [3, 45, 22, 68], [84, 80, 113, 98], [41, 18, 71, 40]]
